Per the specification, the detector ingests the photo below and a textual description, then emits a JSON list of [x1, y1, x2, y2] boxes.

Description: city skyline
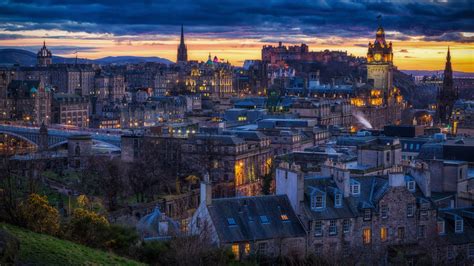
[[0, 0, 472, 71]]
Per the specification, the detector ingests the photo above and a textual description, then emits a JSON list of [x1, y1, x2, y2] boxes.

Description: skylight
[[227, 218, 236, 226], [260, 215, 269, 224]]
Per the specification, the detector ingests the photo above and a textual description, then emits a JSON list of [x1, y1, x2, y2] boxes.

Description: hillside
[[0, 48, 172, 66], [1, 223, 144, 265]]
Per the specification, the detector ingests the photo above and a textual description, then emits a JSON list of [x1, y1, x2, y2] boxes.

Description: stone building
[[6, 80, 51, 125], [189, 180, 307, 260], [276, 162, 438, 263], [37, 41, 52, 67], [52, 93, 89, 127], [289, 97, 352, 127]]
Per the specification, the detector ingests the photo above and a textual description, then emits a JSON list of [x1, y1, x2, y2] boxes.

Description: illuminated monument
[[352, 23, 403, 129]]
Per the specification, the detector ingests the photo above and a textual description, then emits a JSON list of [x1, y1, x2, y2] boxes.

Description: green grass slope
[[1, 223, 144, 266]]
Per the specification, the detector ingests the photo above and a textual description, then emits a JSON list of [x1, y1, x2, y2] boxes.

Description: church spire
[[177, 24, 188, 63]]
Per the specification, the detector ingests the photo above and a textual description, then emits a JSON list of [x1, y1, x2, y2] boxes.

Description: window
[[329, 220, 337, 236], [227, 218, 236, 226], [364, 209, 371, 221], [406, 203, 414, 217], [343, 219, 351, 234], [381, 204, 388, 219], [257, 242, 267, 255], [455, 218, 463, 233], [398, 227, 405, 240], [350, 181, 360, 195], [260, 215, 269, 224], [312, 193, 326, 210], [418, 225, 425, 238], [437, 220, 445, 235], [386, 152, 390, 162], [280, 214, 289, 221], [407, 181, 416, 192], [232, 244, 240, 260], [314, 221, 323, 236], [468, 244, 474, 258], [447, 246, 454, 260], [420, 210, 428, 220], [244, 243, 250, 256], [380, 227, 388, 242], [335, 193, 342, 207], [363, 228, 371, 244]]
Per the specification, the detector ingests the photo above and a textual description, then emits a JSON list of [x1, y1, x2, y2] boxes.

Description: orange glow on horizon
[[0, 35, 472, 72]]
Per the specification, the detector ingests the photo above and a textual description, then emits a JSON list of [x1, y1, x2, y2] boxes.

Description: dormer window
[[335, 193, 342, 208], [260, 215, 270, 224], [455, 217, 464, 233], [310, 189, 326, 211], [350, 180, 360, 196], [407, 181, 416, 192], [363, 209, 372, 221], [227, 218, 236, 226]]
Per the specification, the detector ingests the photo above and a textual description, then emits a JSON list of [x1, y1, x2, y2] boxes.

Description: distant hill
[[401, 70, 474, 78], [0, 48, 173, 66]]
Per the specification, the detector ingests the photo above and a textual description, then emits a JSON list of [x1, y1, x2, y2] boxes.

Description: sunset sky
[[0, 0, 472, 71]]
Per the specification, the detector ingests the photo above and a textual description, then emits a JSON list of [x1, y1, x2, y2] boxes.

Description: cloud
[[0, 45, 98, 54], [0, 0, 472, 43], [399, 49, 409, 53], [422, 32, 474, 43]]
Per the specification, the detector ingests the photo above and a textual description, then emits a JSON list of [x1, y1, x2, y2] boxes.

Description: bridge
[[0, 124, 122, 150]]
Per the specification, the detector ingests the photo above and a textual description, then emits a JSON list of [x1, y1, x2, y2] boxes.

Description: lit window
[[280, 214, 289, 221], [232, 244, 240, 260], [314, 221, 323, 236], [380, 227, 388, 242], [381, 204, 388, 219], [244, 243, 250, 256], [260, 215, 269, 224], [363, 228, 371, 244], [398, 227, 405, 240], [227, 218, 236, 226], [455, 218, 464, 233], [437, 220, 445, 235], [406, 203, 414, 217], [343, 219, 351, 234], [329, 220, 337, 235]]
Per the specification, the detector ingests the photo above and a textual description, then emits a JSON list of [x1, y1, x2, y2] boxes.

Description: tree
[[18, 193, 60, 235], [80, 157, 125, 211]]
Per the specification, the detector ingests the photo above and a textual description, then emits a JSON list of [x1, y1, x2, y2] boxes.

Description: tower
[[366, 25, 393, 94], [37, 41, 52, 66], [38, 122, 48, 152], [437, 47, 458, 124], [177, 25, 188, 63]]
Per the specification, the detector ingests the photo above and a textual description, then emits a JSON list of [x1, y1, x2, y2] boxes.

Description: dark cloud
[[423, 32, 474, 43], [399, 49, 409, 53], [0, 45, 98, 54], [0, 0, 472, 43]]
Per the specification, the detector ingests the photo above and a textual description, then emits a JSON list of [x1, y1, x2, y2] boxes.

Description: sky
[[0, 0, 473, 71]]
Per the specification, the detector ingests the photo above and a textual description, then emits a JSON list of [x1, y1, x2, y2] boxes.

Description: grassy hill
[[1, 223, 144, 265]]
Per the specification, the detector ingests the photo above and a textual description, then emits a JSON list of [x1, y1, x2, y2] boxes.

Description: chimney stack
[[200, 172, 212, 206]]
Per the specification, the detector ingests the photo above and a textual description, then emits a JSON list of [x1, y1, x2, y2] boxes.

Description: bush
[[18, 194, 60, 235], [63, 208, 109, 248]]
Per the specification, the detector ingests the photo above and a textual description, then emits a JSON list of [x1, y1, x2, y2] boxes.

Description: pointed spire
[[43, 40, 46, 48], [447, 46, 451, 62], [180, 24, 185, 45]]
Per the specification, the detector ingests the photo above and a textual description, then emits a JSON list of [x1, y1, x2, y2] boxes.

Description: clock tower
[[367, 25, 393, 93]]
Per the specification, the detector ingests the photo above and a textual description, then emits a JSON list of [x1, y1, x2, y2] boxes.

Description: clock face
[[374, 53, 382, 61]]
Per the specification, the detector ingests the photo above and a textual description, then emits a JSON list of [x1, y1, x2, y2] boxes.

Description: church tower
[[177, 25, 188, 63], [37, 41, 52, 67], [437, 47, 458, 124], [366, 25, 393, 94]]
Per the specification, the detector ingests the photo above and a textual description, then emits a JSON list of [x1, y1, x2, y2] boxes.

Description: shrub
[[18, 194, 60, 235]]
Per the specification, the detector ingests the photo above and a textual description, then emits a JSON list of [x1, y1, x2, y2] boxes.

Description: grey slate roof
[[207, 195, 306, 243]]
